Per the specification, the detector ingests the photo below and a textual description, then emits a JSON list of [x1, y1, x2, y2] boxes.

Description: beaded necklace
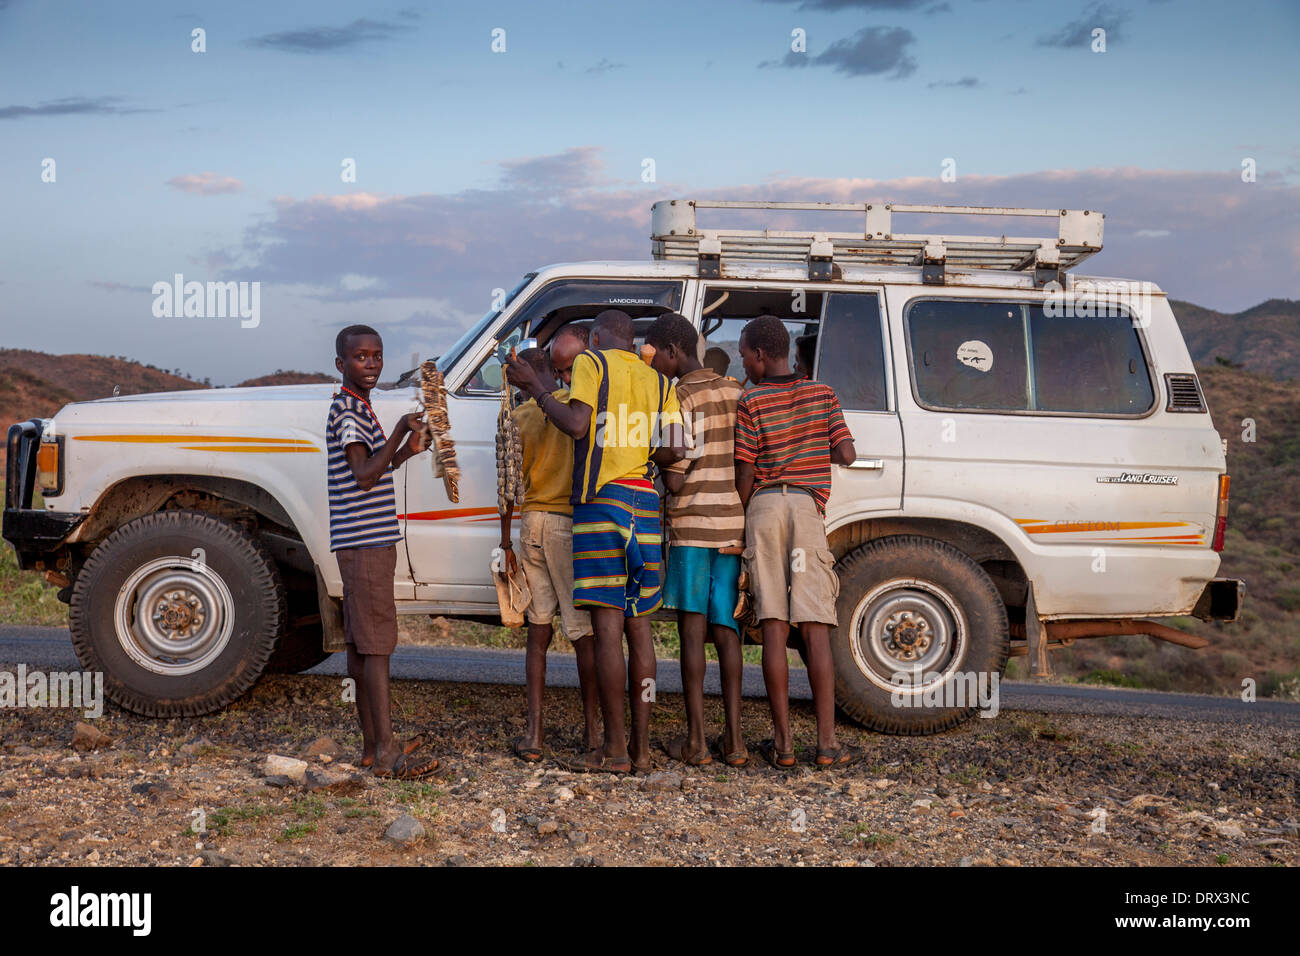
[[339, 385, 386, 439]]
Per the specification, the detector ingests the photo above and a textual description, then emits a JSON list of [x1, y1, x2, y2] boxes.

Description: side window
[[817, 293, 888, 411], [699, 286, 823, 382], [1030, 309, 1154, 413], [908, 301, 1030, 410], [459, 279, 682, 395], [906, 299, 1154, 415]]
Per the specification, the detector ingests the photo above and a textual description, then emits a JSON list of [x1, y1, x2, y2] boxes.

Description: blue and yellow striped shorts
[[572, 480, 663, 617]]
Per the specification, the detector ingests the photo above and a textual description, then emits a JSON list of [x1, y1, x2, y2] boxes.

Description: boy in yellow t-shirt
[[499, 347, 597, 763], [506, 310, 685, 774]]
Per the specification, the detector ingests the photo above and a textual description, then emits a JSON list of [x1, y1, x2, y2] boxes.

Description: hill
[[0, 349, 336, 433], [1171, 297, 1300, 380]]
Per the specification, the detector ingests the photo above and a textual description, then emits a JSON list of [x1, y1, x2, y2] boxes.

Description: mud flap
[[315, 565, 347, 653], [1025, 583, 1052, 679]]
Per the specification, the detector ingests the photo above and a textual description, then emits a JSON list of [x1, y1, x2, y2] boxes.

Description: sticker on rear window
[[957, 340, 993, 372]]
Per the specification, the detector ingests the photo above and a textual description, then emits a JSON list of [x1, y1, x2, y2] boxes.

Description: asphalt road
[[3, 625, 1298, 728]]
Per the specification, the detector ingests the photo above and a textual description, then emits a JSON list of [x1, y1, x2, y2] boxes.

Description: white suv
[[2, 199, 1243, 732]]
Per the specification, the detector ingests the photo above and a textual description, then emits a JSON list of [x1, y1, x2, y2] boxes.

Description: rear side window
[[1029, 310, 1154, 413], [817, 293, 888, 411], [905, 299, 1154, 416]]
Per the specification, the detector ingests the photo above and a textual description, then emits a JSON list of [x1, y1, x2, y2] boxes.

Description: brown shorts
[[336, 544, 399, 656], [519, 511, 593, 641], [743, 486, 839, 627]]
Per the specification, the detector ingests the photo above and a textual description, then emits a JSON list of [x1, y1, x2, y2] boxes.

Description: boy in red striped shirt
[[735, 316, 857, 769]]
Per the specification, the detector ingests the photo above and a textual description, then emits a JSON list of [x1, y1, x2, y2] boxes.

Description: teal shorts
[[662, 545, 741, 633]]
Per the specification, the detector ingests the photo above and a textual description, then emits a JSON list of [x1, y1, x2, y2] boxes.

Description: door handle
[[849, 458, 884, 471]]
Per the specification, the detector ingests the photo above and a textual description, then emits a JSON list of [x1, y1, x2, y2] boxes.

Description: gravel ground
[[0, 668, 1295, 868]]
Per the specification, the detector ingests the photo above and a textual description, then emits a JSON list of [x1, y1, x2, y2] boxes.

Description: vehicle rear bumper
[[1191, 577, 1245, 623]]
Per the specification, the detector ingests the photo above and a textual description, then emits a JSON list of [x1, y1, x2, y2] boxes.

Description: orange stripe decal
[[75, 434, 314, 444], [177, 445, 320, 453], [1021, 521, 1192, 535]]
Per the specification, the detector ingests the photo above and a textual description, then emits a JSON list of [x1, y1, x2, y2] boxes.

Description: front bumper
[[1191, 577, 1246, 623], [4, 419, 85, 570]]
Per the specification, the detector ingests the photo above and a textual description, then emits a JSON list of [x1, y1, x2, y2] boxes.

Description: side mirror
[[496, 334, 537, 364]]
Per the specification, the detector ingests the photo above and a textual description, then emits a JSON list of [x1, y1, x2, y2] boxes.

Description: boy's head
[[517, 347, 557, 391], [591, 309, 635, 352], [645, 312, 700, 380], [549, 323, 589, 386], [335, 324, 383, 389], [703, 347, 731, 378], [738, 316, 790, 383], [794, 334, 818, 378]]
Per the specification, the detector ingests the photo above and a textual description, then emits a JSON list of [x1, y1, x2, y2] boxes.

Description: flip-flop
[[561, 748, 632, 775], [512, 737, 544, 764], [360, 733, 427, 769], [813, 745, 858, 770], [758, 739, 796, 770], [662, 734, 713, 767], [710, 736, 750, 769], [373, 750, 440, 780]]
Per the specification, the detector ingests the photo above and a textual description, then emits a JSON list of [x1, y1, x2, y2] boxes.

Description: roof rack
[[650, 199, 1104, 286]]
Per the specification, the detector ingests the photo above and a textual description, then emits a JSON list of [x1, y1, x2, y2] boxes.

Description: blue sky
[[1, 0, 1297, 384]]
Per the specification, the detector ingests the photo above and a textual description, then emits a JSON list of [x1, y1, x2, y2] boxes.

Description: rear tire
[[69, 510, 285, 717], [831, 535, 1009, 735]]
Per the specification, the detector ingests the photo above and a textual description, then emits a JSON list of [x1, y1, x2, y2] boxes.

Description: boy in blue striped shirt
[[327, 324, 438, 779]]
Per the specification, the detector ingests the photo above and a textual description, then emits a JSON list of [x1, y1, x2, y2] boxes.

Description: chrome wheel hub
[[849, 578, 966, 693], [115, 557, 234, 676]]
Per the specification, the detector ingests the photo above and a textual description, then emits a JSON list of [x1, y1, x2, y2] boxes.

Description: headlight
[[37, 419, 62, 495]]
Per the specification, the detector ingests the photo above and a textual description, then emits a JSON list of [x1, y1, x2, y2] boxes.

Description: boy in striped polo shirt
[[327, 324, 438, 779], [646, 313, 749, 768], [735, 316, 857, 770], [506, 310, 685, 774]]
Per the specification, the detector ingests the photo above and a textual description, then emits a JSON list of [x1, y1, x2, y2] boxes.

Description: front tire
[[69, 510, 285, 717], [831, 535, 1009, 734]]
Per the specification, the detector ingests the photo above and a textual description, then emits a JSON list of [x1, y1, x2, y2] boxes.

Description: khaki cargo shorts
[[519, 510, 593, 641], [743, 486, 839, 627]]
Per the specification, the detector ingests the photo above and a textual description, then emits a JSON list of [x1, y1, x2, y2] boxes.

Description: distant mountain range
[[1172, 298, 1300, 380], [0, 349, 335, 432]]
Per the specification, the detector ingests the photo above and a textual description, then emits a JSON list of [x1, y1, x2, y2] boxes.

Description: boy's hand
[[405, 427, 429, 455], [498, 542, 518, 577], [505, 352, 543, 396], [398, 412, 422, 436]]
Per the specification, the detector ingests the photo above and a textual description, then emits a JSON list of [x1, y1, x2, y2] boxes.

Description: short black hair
[[795, 334, 817, 373], [703, 347, 730, 376], [593, 309, 634, 343], [644, 312, 699, 356], [336, 324, 380, 359], [518, 346, 552, 378], [741, 316, 789, 359], [554, 322, 590, 348]]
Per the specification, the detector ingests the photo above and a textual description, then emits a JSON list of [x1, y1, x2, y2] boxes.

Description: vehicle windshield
[[438, 273, 537, 372]]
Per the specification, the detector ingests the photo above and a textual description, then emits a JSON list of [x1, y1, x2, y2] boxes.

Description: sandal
[[758, 739, 796, 770], [373, 750, 440, 780], [561, 748, 632, 775], [710, 736, 750, 769], [512, 737, 544, 764], [360, 733, 427, 769], [814, 745, 858, 770], [662, 734, 713, 767]]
